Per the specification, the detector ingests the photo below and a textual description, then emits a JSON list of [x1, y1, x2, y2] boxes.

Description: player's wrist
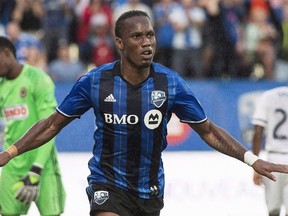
[[5, 145, 18, 159], [30, 164, 43, 176], [244, 151, 259, 166]]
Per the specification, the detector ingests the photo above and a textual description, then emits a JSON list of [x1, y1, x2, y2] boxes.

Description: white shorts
[[264, 152, 288, 214]]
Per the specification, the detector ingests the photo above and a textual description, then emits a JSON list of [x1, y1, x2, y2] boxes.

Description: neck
[[120, 61, 150, 85]]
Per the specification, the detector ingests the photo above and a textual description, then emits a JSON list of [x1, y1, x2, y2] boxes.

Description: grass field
[[22, 151, 285, 215]]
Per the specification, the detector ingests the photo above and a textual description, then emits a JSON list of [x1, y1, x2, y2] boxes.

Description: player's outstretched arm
[[189, 119, 288, 181], [0, 111, 74, 167]]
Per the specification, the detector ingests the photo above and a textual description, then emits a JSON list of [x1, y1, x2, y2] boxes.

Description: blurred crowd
[[0, 0, 288, 82]]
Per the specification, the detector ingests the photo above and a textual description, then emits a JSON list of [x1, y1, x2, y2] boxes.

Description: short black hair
[[115, 10, 150, 38], [0, 36, 16, 58]]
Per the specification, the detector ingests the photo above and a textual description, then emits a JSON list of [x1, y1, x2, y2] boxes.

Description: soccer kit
[[57, 61, 207, 214], [0, 64, 66, 215], [252, 86, 288, 214]]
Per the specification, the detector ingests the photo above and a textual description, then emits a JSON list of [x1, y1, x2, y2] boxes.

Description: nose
[[141, 36, 151, 46]]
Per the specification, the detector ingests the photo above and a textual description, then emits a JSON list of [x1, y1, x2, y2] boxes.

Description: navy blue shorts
[[86, 182, 164, 216]]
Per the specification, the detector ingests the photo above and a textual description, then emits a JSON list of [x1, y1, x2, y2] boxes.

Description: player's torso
[[0, 66, 58, 173], [88, 64, 174, 198]]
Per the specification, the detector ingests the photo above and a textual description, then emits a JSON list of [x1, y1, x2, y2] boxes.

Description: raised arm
[[0, 111, 75, 166], [189, 119, 288, 181]]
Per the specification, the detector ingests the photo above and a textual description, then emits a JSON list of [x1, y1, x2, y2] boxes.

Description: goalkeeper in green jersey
[[0, 36, 66, 215]]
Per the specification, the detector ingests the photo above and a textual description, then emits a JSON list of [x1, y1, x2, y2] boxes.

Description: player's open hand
[[252, 159, 288, 181], [0, 151, 12, 167]]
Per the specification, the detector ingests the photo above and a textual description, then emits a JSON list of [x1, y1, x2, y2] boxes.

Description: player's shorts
[[86, 182, 164, 216], [264, 152, 288, 214], [0, 167, 66, 215]]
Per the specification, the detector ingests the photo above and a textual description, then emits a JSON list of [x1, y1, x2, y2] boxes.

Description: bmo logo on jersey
[[104, 113, 139, 124], [144, 109, 162, 129], [2, 104, 29, 120], [103, 109, 162, 129]]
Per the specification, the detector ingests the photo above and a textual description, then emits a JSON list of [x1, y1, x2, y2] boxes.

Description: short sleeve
[[57, 74, 92, 117], [171, 76, 207, 123]]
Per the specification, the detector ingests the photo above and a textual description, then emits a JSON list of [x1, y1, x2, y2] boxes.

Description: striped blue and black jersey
[[57, 60, 207, 199]]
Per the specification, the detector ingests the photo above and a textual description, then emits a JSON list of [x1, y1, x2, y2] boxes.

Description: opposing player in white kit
[[252, 86, 288, 216]]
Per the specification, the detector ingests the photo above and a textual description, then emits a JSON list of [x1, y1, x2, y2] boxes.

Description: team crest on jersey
[[20, 87, 27, 98], [93, 190, 109, 205], [151, 91, 166, 108]]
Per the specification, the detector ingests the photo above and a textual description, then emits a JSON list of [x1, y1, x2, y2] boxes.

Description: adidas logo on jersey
[[104, 94, 116, 102]]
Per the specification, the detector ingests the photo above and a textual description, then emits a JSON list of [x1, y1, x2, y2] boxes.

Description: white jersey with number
[[252, 86, 288, 153]]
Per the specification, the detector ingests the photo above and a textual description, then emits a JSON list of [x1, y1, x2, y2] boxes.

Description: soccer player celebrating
[[0, 10, 288, 216], [0, 36, 65, 216]]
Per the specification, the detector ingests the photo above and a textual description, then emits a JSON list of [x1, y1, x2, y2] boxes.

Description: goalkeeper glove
[[13, 164, 42, 205]]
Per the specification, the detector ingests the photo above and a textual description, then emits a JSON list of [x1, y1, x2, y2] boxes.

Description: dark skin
[[0, 47, 23, 80], [252, 125, 265, 186], [115, 16, 156, 85], [1, 15, 288, 216]]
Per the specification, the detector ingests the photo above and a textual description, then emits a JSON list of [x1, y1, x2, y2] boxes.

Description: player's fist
[[13, 164, 42, 205]]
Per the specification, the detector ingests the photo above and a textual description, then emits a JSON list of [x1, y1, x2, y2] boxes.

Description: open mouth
[[141, 50, 153, 59]]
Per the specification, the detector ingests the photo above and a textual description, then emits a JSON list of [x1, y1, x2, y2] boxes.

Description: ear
[[2, 48, 15, 60], [115, 37, 124, 51], [3, 48, 11, 57]]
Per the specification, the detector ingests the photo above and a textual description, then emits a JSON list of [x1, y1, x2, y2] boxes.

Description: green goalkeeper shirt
[[0, 64, 58, 175]]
